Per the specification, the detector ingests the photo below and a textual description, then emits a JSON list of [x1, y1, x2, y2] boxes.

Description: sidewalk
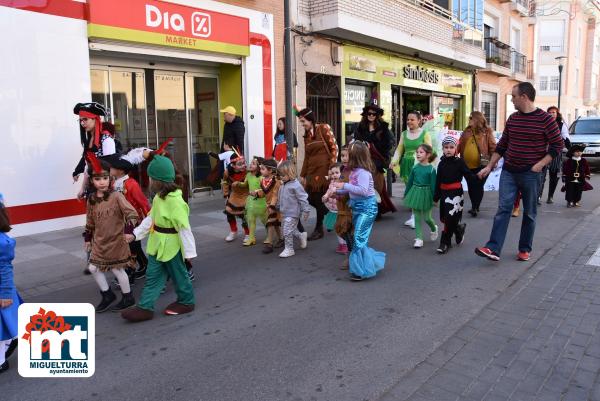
[[380, 208, 600, 401]]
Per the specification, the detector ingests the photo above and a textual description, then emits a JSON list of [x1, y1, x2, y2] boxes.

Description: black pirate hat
[[103, 153, 134, 172], [567, 143, 586, 157], [73, 102, 108, 118]]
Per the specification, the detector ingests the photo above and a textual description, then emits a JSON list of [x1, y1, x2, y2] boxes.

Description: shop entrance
[[402, 92, 431, 130], [90, 64, 222, 193]]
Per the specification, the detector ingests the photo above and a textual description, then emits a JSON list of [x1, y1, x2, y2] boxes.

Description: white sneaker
[[225, 231, 237, 242], [279, 248, 295, 258], [414, 239, 424, 248], [300, 232, 308, 249], [243, 234, 250, 243], [404, 215, 415, 229], [430, 225, 439, 241]]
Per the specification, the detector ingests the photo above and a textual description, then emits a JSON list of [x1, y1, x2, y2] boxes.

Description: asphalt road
[[2, 174, 600, 401]]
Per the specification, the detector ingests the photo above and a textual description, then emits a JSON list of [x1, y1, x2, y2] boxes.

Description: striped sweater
[[496, 108, 563, 173]]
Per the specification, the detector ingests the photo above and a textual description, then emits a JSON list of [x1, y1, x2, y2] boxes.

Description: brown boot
[[164, 302, 195, 316], [262, 244, 274, 254], [121, 306, 154, 322], [340, 256, 349, 270]]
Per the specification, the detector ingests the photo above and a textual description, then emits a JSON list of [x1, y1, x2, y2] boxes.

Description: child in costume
[[106, 154, 151, 281], [277, 161, 310, 258], [322, 163, 348, 254], [0, 194, 22, 374], [256, 159, 283, 254], [335, 146, 353, 269], [390, 110, 432, 229], [236, 156, 267, 246], [562, 144, 593, 208], [122, 155, 197, 322], [433, 136, 473, 254], [334, 141, 385, 281], [84, 153, 139, 313], [404, 144, 438, 249], [222, 150, 250, 242]]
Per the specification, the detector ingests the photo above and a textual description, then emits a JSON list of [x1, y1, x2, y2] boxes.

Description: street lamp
[[556, 56, 567, 110]]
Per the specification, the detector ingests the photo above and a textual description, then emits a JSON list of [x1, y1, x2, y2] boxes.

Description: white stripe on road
[[587, 245, 600, 266]]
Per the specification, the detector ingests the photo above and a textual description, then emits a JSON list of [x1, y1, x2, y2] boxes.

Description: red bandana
[[79, 110, 102, 148]]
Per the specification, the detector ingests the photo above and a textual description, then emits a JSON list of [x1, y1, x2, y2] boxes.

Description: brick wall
[[217, 0, 286, 120], [299, 0, 484, 60]]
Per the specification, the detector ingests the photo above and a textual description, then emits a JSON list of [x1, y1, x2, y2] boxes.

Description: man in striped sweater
[[475, 82, 563, 262]]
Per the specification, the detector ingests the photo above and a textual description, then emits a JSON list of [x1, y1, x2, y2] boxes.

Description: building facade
[[533, 0, 600, 123], [290, 0, 487, 165], [1, 0, 281, 236], [476, 0, 535, 131]]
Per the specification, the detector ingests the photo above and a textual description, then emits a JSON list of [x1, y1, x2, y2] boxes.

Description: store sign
[[403, 64, 440, 84], [349, 55, 377, 73], [87, 0, 250, 56]]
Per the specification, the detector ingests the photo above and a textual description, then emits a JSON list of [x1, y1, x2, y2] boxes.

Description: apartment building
[[290, 0, 487, 153], [476, 0, 535, 131], [533, 0, 600, 124]]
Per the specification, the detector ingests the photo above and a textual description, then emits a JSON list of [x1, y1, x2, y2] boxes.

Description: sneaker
[[243, 234, 250, 243], [133, 268, 146, 280], [300, 232, 308, 249], [225, 231, 238, 242], [349, 274, 364, 281], [279, 248, 295, 258], [436, 243, 449, 254], [567, 203, 573, 208], [404, 216, 415, 229], [517, 251, 530, 261], [468, 209, 478, 217], [430, 225, 439, 241], [413, 239, 424, 248], [475, 247, 500, 261], [546, 197, 554, 204], [336, 244, 349, 254], [575, 202, 581, 207], [537, 198, 542, 206]]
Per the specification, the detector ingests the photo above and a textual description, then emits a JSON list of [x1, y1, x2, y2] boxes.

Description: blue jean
[[486, 169, 540, 255]]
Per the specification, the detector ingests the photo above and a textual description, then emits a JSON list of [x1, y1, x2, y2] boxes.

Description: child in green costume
[[237, 157, 267, 246], [122, 155, 196, 322]]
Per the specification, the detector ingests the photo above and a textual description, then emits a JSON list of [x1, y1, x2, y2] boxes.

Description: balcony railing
[[512, 51, 526, 75], [485, 38, 512, 69]]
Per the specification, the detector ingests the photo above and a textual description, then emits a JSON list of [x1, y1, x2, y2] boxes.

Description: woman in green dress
[[390, 111, 432, 228]]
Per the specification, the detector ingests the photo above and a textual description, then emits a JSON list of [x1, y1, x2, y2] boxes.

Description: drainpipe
[[284, 0, 295, 160]]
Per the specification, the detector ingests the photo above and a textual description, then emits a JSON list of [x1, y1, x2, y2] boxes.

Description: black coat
[[353, 121, 395, 172], [433, 156, 474, 203], [221, 116, 245, 153]]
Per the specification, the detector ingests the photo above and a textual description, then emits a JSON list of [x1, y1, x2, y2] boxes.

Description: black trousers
[[466, 167, 487, 210], [439, 190, 464, 245], [565, 182, 583, 203], [541, 168, 561, 200], [308, 190, 328, 231]]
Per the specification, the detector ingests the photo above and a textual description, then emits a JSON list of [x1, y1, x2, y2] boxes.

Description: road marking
[[587, 245, 600, 266]]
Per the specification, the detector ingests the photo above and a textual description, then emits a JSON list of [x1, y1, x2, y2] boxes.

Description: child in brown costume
[[255, 159, 283, 253], [335, 145, 353, 269], [84, 153, 138, 313], [222, 151, 249, 242]]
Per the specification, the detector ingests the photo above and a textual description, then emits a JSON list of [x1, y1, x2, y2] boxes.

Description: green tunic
[[399, 129, 429, 183], [146, 189, 190, 262], [404, 164, 437, 211], [245, 174, 267, 217]]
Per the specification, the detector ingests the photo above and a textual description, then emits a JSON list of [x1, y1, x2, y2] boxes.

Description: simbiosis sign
[[403, 64, 440, 84], [87, 0, 250, 56]]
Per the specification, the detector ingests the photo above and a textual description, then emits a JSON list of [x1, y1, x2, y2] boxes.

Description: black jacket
[[353, 121, 395, 172], [221, 116, 245, 153], [433, 156, 475, 202]]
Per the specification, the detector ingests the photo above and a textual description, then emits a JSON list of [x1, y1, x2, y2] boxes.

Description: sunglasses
[[367, 112, 378, 116]]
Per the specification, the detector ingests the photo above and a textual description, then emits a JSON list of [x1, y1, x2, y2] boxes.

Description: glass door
[[153, 71, 190, 192], [185, 74, 220, 190]]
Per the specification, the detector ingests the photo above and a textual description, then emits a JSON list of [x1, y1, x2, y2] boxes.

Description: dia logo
[[18, 303, 95, 377]]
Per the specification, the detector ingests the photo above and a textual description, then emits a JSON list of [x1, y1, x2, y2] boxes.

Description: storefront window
[[344, 82, 375, 140], [90, 69, 110, 115], [110, 70, 147, 151], [434, 96, 461, 130]]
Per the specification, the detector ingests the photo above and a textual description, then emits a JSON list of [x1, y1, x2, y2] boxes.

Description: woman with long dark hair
[[273, 117, 298, 162], [296, 107, 338, 241], [353, 105, 396, 216], [540, 106, 571, 204], [457, 111, 496, 217]]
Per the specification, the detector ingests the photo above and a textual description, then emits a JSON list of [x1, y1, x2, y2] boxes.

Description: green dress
[[243, 174, 267, 241], [399, 129, 427, 183], [404, 164, 437, 211]]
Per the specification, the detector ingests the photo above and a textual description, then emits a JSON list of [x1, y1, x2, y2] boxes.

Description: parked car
[[569, 117, 600, 157]]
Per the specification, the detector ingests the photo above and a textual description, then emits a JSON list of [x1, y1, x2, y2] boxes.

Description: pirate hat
[[361, 104, 384, 117], [103, 154, 134, 172], [73, 102, 107, 118], [567, 143, 586, 157]]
